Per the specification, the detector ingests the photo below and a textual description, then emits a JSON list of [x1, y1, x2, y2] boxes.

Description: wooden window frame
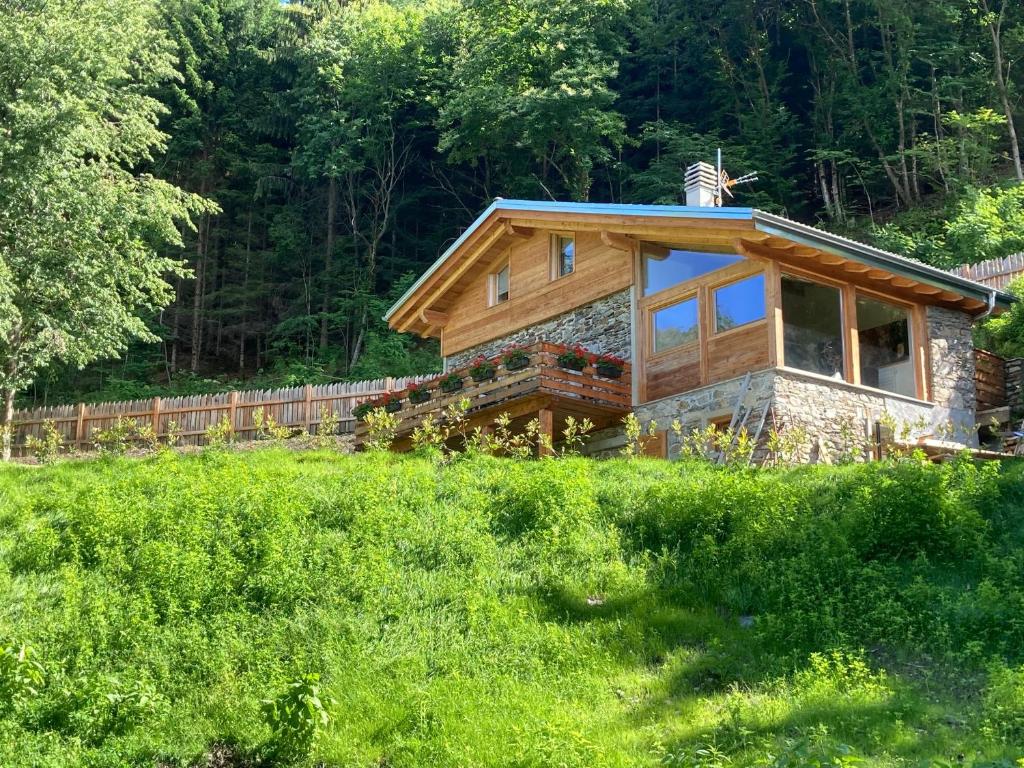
[[648, 291, 701, 360], [710, 272, 769, 338], [550, 232, 576, 281], [488, 257, 511, 307], [776, 264, 929, 401]]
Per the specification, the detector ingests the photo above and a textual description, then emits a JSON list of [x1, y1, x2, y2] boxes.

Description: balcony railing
[[353, 342, 632, 448]]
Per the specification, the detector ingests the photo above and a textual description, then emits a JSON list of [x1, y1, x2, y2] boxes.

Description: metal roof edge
[[752, 210, 1016, 309]]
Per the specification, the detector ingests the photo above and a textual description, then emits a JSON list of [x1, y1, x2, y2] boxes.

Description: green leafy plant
[[439, 372, 464, 393], [593, 352, 626, 378], [92, 417, 146, 456], [24, 419, 65, 463], [261, 674, 334, 762], [252, 406, 292, 442], [363, 407, 399, 452], [407, 382, 431, 404], [555, 344, 593, 371], [620, 412, 657, 458], [352, 401, 373, 422], [0, 641, 45, 714], [468, 355, 497, 381], [500, 344, 531, 370], [204, 415, 235, 449], [307, 405, 341, 449]]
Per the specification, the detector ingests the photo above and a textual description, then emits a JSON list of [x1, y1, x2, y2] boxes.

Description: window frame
[[550, 232, 576, 281], [711, 272, 768, 337], [488, 258, 511, 307], [648, 290, 701, 359]]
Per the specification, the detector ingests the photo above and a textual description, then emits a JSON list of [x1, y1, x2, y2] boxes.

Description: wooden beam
[[600, 230, 636, 252], [419, 308, 449, 326], [912, 285, 942, 296], [537, 408, 554, 457], [889, 276, 916, 288], [842, 283, 861, 386], [816, 253, 846, 266], [765, 260, 784, 367], [504, 222, 533, 239], [843, 262, 871, 274], [395, 221, 511, 332]]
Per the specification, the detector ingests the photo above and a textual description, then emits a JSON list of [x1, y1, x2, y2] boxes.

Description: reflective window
[[714, 274, 766, 332], [857, 297, 914, 396], [642, 245, 743, 295], [554, 235, 575, 278], [781, 276, 844, 378], [653, 296, 699, 353], [493, 264, 509, 304]]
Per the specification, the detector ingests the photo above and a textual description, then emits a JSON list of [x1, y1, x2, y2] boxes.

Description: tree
[[0, 0, 211, 458]]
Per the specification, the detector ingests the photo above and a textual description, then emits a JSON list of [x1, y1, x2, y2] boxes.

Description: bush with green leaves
[[262, 674, 335, 761], [24, 420, 65, 463], [0, 641, 45, 715]]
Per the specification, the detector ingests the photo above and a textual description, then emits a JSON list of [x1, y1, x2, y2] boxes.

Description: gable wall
[[440, 229, 633, 358]]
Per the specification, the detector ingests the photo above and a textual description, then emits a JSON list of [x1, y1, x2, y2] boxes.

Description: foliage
[[307, 405, 341, 449], [91, 418, 154, 457], [556, 345, 594, 370], [0, 451, 1023, 765], [468, 356, 497, 381], [363, 407, 399, 452], [977, 276, 1024, 358], [0, 641, 45, 715], [261, 674, 334, 762], [251, 407, 293, 442], [24, 420, 65, 464], [204, 415, 235, 449], [0, 0, 212, 453]]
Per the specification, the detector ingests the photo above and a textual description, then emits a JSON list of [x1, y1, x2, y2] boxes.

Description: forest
[[5, 0, 1024, 407]]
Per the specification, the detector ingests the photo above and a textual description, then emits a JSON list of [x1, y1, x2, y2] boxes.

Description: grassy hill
[[1, 449, 1023, 767]]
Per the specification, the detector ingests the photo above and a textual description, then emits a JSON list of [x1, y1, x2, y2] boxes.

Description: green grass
[[1, 449, 1024, 767]]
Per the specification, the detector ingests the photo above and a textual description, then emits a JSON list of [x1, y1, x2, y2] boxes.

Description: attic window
[[490, 262, 510, 305], [642, 245, 743, 296], [552, 234, 575, 278]]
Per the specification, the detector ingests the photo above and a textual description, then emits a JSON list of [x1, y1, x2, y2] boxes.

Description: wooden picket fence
[[9, 376, 426, 457]]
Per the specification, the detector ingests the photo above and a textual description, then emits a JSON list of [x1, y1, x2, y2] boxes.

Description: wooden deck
[[353, 342, 632, 451]]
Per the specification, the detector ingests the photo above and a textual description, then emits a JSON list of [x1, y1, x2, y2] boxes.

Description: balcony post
[[538, 408, 554, 457]]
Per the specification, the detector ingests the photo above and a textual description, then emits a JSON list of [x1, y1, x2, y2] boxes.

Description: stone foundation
[[926, 306, 976, 431], [445, 289, 632, 370]]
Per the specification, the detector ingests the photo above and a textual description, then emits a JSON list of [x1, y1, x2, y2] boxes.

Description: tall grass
[[1, 450, 1022, 766]]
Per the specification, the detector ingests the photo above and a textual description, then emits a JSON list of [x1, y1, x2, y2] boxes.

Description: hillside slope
[[1, 451, 1023, 767]]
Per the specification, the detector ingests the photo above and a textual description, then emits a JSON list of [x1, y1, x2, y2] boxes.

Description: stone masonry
[[444, 289, 632, 370], [926, 306, 976, 432]]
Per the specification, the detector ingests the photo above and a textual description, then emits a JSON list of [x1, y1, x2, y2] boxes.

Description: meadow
[[1, 448, 1023, 767]]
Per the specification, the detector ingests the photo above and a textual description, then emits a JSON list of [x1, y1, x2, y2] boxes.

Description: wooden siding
[[975, 349, 1007, 410], [441, 229, 633, 357]]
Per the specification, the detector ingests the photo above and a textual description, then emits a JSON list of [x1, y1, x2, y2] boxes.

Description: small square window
[[713, 274, 766, 333], [552, 234, 575, 278], [652, 296, 699, 353], [491, 263, 510, 305]]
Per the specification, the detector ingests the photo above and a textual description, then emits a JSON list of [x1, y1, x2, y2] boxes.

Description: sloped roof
[[386, 200, 1014, 333]]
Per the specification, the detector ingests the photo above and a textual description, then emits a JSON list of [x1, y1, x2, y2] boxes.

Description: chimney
[[684, 161, 718, 207]]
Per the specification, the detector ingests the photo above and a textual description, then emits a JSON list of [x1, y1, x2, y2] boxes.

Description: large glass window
[[653, 296, 699, 353], [781, 276, 844, 378], [553, 235, 575, 278], [714, 274, 766, 332], [856, 297, 914, 396], [643, 245, 742, 295]]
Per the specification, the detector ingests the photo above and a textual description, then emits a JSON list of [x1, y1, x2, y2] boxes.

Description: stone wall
[[444, 288, 632, 370], [925, 306, 976, 433], [772, 369, 938, 461]]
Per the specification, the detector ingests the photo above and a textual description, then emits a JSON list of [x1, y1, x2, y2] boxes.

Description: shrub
[[92, 417, 148, 456], [204, 414, 235, 448], [981, 660, 1024, 742], [261, 674, 334, 762], [24, 420, 65, 463], [0, 641, 45, 715], [252, 406, 292, 442]]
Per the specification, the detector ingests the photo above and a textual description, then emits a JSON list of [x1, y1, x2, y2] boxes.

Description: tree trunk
[[982, 1, 1024, 180], [320, 175, 337, 352], [1, 387, 15, 462], [190, 173, 210, 373]]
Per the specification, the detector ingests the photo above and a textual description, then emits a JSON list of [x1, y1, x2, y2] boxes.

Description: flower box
[[408, 385, 431, 405], [501, 344, 530, 371], [556, 344, 593, 372], [468, 356, 497, 382], [594, 354, 626, 379], [352, 402, 373, 422], [440, 373, 464, 393]]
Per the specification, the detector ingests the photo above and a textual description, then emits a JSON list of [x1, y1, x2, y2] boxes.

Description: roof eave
[[752, 210, 1016, 310]]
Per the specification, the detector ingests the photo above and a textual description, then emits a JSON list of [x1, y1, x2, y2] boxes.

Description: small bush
[[261, 674, 334, 762], [24, 420, 65, 463]]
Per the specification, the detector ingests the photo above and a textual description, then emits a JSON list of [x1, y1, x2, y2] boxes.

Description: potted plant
[[407, 382, 431, 405], [594, 353, 626, 379], [556, 344, 593, 372], [501, 344, 530, 371], [380, 392, 403, 413], [352, 401, 373, 422], [439, 372, 464, 393], [468, 355, 497, 382]]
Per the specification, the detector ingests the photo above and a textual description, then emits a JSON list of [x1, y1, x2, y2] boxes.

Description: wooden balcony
[[353, 342, 632, 451]]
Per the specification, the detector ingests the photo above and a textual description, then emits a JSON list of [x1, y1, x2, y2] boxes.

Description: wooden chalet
[[358, 162, 1016, 458]]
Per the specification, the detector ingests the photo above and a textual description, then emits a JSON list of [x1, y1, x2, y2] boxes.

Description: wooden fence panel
[[9, 374, 428, 457]]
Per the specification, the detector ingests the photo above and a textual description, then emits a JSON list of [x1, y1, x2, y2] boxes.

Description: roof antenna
[[716, 148, 759, 205]]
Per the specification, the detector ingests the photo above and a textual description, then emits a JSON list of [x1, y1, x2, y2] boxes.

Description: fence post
[[303, 384, 313, 434], [75, 402, 87, 449], [228, 391, 238, 434], [151, 397, 162, 439]]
